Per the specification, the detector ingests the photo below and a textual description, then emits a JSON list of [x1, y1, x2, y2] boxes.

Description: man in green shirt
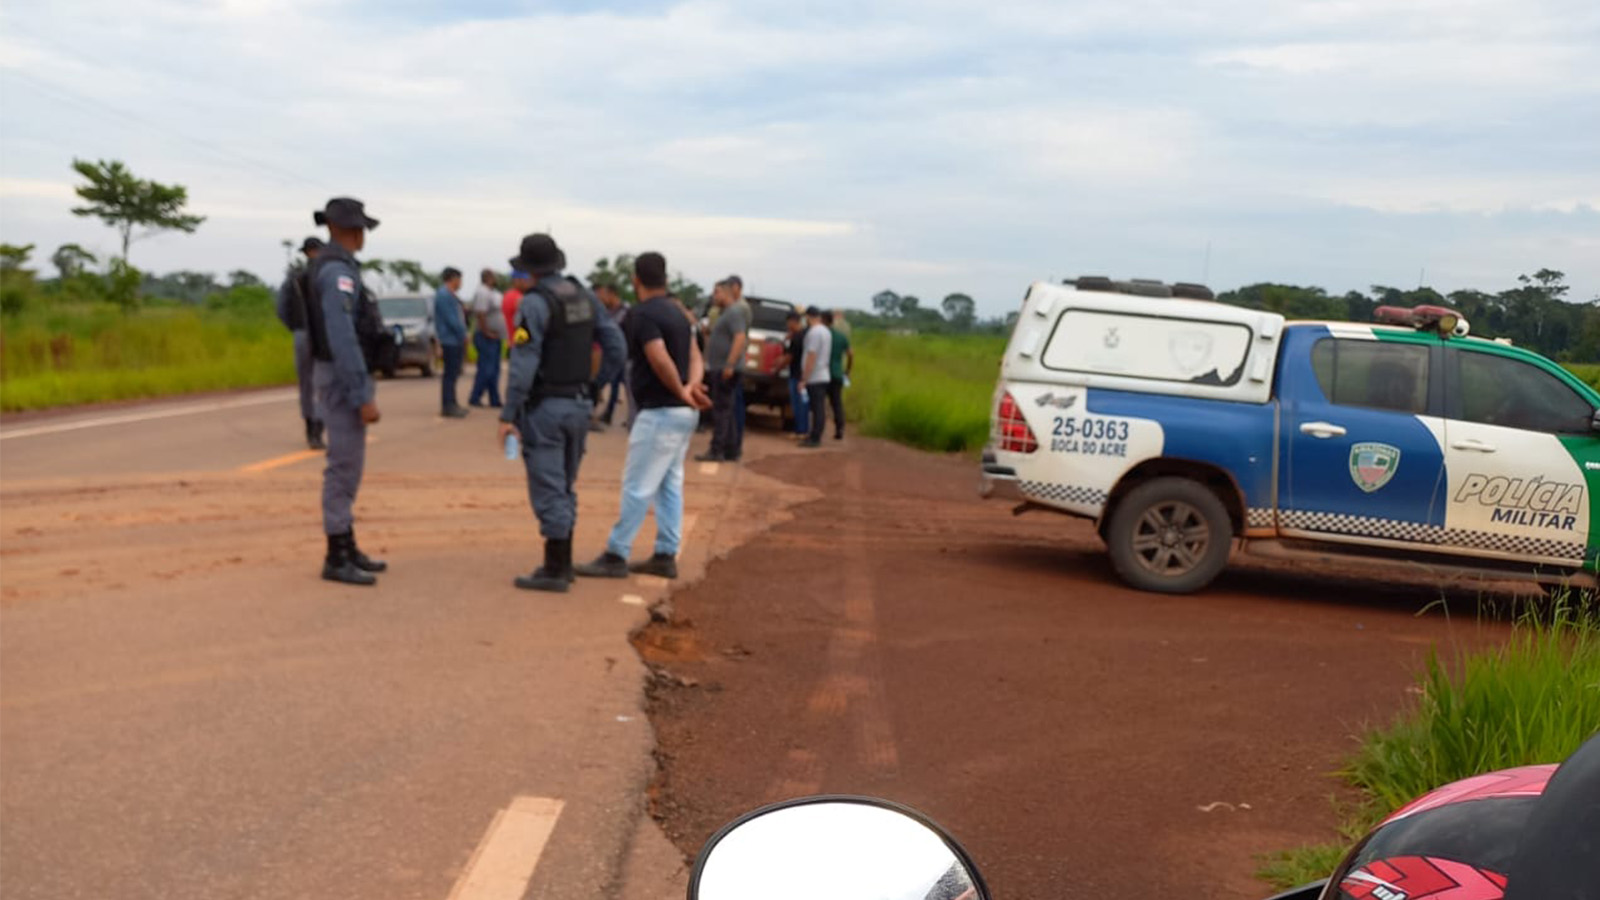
[[823, 310, 853, 441]]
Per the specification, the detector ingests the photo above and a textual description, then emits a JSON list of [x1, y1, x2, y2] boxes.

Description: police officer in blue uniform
[[304, 198, 389, 586], [276, 236, 326, 449], [496, 234, 625, 592]]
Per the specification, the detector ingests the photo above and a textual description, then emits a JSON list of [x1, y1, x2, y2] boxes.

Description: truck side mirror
[[1592, 409, 1600, 433]]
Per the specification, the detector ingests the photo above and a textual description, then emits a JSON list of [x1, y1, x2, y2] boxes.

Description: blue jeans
[[469, 333, 502, 406], [440, 343, 465, 411], [734, 379, 746, 441], [605, 406, 698, 558], [787, 376, 810, 434]]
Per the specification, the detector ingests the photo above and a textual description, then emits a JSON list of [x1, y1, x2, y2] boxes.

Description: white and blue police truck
[[981, 277, 1600, 594]]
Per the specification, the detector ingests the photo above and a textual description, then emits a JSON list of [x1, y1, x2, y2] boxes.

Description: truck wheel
[[1105, 477, 1233, 594]]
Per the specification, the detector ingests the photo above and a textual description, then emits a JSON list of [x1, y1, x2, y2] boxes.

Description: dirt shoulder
[[634, 437, 1511, 899]]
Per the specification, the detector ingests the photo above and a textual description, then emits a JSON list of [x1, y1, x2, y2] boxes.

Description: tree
[[362, 259, 437, 293], [228, 270, 264, 289], [588, 254, 638, 306], [871, 290, 900, 316], [51, 243, 98, 280], [899, 294, 921, 316], [69, 159, 205, 264], [941, 292, 976, 329], [1, 243, 38, 316], [670, 273, 705, 311]]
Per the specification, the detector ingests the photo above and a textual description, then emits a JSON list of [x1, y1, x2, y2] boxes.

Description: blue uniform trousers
[[313, 361, 366, 535], [518, 396, 592, 540]]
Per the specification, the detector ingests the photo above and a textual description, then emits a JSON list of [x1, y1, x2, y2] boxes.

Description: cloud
[[1, 0, 1597, 312]]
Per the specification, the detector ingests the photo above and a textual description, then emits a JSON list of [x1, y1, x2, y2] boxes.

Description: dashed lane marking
[[236, 436, 379, 474], [698, 461, 720, 475], [0, 391, 294, 441], [620, 594, 645, 606], [238, 450, 322, 474], [447, 796, 565, 900]]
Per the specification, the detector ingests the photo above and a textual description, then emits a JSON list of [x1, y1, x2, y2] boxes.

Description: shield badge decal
[[1349, 442, 1401, 493], [1169, 330, 1215, 376]]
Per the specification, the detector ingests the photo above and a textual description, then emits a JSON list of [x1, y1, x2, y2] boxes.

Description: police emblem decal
[[336, 276, 355, 294], [513, 327, 531, 346], [1350, 442, 1402, 493]]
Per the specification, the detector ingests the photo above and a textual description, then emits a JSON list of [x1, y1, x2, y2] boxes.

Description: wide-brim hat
[[314, 197, 380, 230], [509, 233, 565, 275]]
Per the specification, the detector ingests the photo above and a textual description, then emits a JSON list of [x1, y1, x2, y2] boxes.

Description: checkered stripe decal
[[1246, 508, 1274, 530], [1279, 510, 1442, 543], [1020, 480, 1108, 507], [1280, 510, 1584, 561], [1439, 529, 1584, 561]]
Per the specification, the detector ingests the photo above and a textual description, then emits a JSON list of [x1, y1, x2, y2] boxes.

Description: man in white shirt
[[800, 305, 832, 448], [468, 268, 508, 408]]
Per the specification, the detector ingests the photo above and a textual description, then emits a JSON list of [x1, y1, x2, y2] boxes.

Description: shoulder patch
[[513, 327, 531, 346], [336, 275, 355, 294]]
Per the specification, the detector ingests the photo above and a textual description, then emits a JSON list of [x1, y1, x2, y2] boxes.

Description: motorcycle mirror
[[689, 796, 990, 900]]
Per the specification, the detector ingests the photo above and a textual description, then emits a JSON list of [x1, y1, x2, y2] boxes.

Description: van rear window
[[1041, 310, 1252, 386]]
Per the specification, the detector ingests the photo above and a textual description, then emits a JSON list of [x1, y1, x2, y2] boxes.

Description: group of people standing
[[279, 197, 717, 594], [786, 306, 853, 447]]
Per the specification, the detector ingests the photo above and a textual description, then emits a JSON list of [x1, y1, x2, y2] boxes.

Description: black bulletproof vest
[[283, 268, 311, 331], [529, 277, 596, 392], [306, 254, 387, 367]]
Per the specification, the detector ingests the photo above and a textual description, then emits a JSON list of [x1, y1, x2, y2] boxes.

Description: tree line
[[1214, 269, 1597, 361], [852, 271, 1600, 361]]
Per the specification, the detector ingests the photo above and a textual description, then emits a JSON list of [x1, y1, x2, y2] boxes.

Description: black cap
[[314, 197, 379, 230], [804, 305, 822, 317], [300, 236, 325, 253], [509, 234, 566, 276], [725, 274, 743, 288]]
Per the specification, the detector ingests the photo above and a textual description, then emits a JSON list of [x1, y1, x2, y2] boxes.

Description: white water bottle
[[504, 432, 520, 461]]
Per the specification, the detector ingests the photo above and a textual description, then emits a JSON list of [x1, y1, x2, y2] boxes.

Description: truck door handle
[[1450, 439, 1497, 453], [1299, 421, 1347, 439]]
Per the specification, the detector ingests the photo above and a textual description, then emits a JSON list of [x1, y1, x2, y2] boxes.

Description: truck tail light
[[995, 391, 1038, 453]]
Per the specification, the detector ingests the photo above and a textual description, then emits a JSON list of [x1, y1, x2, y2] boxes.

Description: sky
[[1, 0, 1597, 316]]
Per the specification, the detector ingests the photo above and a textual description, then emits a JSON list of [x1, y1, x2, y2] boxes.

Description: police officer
[[275, 236, 326, 449], [304, 198, 389, 586], [497, 234, 625, 592]]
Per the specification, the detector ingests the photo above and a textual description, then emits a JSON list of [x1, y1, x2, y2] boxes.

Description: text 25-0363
[[1048, 416, 1131, 458]]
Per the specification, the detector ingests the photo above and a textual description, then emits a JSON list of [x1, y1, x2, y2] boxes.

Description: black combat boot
[[306, 418, 327, 451], [322, 532, 377, 586], [628, 553, 678, 579], [348, 529, 387, 573], [514, 539, 572, 593], [574, 549, 629, 578]]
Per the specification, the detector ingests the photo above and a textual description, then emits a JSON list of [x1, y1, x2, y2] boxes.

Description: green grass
[[1, 300, 295, 411], [844, 331, 1004, 453], [1259, 599, 1600, 889]]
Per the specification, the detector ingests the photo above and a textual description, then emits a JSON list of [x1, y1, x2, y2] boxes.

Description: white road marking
[[0, 391, 294, 441], [620, 594, 645, 606], [447, 796, 565, 900], [697, 462, 720, 475]]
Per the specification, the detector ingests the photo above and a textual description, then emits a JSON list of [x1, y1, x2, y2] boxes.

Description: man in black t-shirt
[[576, 252, 711, 580]]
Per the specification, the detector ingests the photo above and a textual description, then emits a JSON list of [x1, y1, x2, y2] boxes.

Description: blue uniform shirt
[[434, 284, 467, 347], [500, 274, 625, 423], [312, 246, 375, 408]]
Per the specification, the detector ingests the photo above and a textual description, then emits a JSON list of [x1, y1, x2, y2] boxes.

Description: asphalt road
[[0, 375, 809, 900]]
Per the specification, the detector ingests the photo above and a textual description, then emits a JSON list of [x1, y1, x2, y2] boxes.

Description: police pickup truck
[[981, 277, 1600, 594]]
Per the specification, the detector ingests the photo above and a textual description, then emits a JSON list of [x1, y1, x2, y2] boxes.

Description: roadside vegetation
[[844, 331, 1002, 453], [1258, 598, 1600, 889]]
